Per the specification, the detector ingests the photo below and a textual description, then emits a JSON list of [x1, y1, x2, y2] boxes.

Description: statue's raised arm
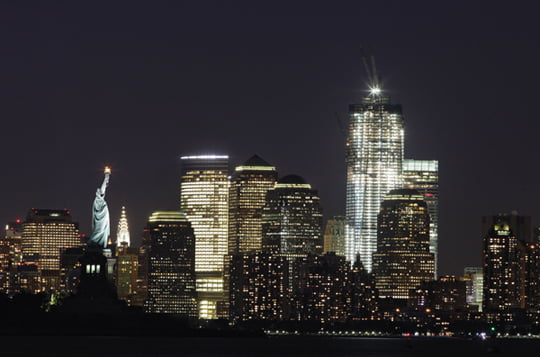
[[88, 167, 111, 249], [101, 166, 111, 195]]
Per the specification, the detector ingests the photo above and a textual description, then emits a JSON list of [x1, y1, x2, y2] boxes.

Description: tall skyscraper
[[143, 211, 197, 317], [262, 174, 323, 263], [228, 155, 277, 255], [21, 209, 80, 292], [372, 189, 434, 302], [482, 217, 525, 312], [345, 67, 404, 271], [180, 155, 229, 319], [0, 220, 23, 294], [116, 246, 138, 305], [403, 159, 438, 277], [323, 216, 346, 257], [116, 206, 130, 248]]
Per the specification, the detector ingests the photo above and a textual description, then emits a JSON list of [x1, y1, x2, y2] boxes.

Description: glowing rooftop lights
[[235, 165, 276, 172], [181, 155, 229, 160]]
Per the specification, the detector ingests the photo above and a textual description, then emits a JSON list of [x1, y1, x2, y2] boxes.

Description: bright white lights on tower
[[369, 87, 381, 96]]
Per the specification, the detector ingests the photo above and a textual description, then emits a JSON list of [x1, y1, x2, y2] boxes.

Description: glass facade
[[372, 189, 434, 300], [403, 159, 439, 277], [180, 155, 229, 319], [228, 155, 277, 254], [262, 175, 323, 264], [345, 96, 404, 272], [143, 211, 197, 317]]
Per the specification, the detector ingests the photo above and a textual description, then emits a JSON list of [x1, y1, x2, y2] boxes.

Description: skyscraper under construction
[[345, 49, 404, 271]]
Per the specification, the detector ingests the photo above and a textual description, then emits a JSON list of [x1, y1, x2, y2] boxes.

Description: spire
[[116, 206, 130, 247]]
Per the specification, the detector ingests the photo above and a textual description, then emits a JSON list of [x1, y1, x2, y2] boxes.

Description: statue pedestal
[[77, 248, 114, 299]]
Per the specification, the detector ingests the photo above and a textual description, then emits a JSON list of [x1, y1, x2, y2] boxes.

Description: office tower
[[524, 243, 540, 311], [482, 217, 525, 312], [323, 216, 346, 256], [262, 174, 323, 263], [293, 253, 352, 323], [143, 211, 197, 317], [0, 220, 23, 293], [345, 84, 404, 272], [408, 276, 467, 312], [403, 159, 439, 277], [228, 155, 277, 255], [180, 155, 229, 319], [133, 238, 150, 307], [116, 206, 130, 248], [116, 245, 138, 305], [229, 251, 289, 323], [462, 267, 484, 312], [372, 189, 434, 303], [21, 209, 80, 292]]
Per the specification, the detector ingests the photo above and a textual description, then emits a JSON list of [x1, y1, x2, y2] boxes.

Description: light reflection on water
[[1, 336, 538, 356]]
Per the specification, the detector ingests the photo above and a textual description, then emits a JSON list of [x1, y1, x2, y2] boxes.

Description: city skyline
[[2, 2, 540, 277]]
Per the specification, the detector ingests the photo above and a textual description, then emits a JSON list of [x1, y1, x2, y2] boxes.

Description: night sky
[[1, 1, 540, 276]]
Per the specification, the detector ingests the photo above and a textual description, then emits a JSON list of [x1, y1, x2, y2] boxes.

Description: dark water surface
[[2, 336, 539, 356]]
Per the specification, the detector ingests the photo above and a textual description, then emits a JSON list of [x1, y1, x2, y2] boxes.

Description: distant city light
[[180, 155, 229, 160]]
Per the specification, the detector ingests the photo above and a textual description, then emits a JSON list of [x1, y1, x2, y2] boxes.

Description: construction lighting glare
[[370, 87, 381, 96]]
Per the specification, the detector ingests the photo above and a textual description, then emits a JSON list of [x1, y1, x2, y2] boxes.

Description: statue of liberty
[[88, 167, 111, 249]]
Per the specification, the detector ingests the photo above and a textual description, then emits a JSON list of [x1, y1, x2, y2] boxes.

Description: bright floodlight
[[370, 87, 381, 96], [104, 166, 111, 174]]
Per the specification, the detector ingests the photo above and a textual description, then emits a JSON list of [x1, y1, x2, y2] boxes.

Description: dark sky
[[1, 1, 540, 276]]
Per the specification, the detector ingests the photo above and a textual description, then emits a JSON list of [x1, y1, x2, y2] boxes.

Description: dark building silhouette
[[59, 247, 84, 295], [143, 211, 197, 317], [372, 189, 434, 305]]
